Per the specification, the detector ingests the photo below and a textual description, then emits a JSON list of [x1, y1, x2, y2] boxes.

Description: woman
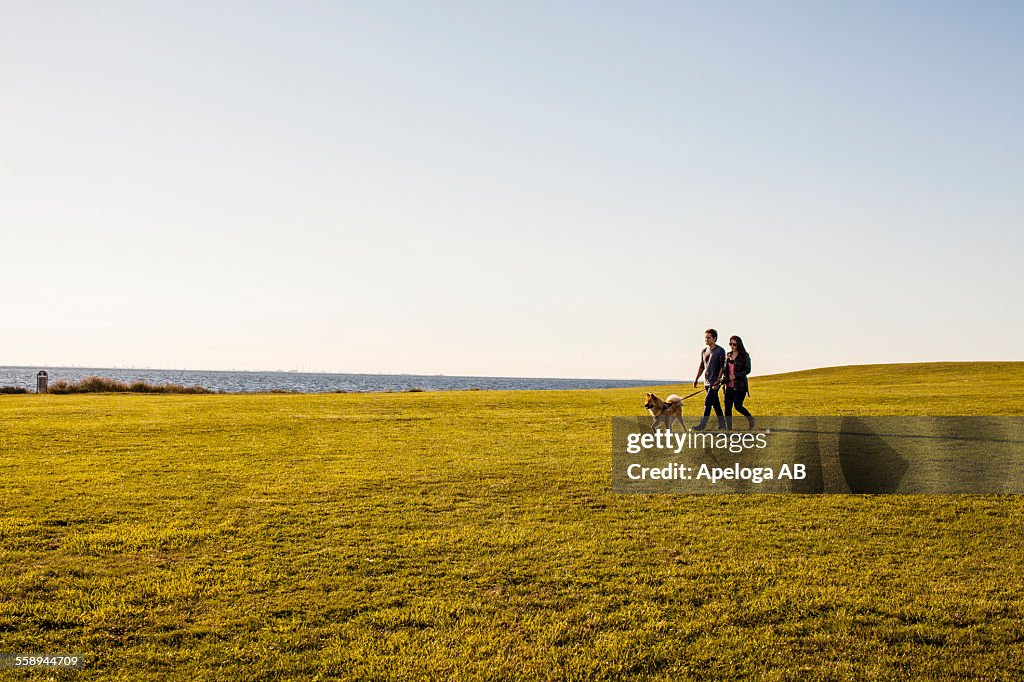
[[719, 335, 755, 430]]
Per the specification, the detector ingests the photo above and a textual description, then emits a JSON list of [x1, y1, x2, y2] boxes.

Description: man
[[692, 328, 726, 431]]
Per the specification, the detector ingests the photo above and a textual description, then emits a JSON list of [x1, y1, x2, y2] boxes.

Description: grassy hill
[[742, 361, 1024, 416], [1, 362, 1023, 679]]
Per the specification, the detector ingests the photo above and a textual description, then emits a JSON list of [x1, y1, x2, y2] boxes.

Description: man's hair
[[705, 328, 718, 340]]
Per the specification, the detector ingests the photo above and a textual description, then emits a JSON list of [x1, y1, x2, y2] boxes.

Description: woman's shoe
[[746, 415, 756, 430]]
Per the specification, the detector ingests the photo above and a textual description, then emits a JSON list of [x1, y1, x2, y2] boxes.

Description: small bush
[[45, 380, 78, 394], [0, 386, 29, 394], [406, 387, 426, 392], [46, 376, 213, 395]]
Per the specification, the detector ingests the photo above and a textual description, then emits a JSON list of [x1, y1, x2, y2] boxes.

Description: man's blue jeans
[[696, 385, 725, 429]]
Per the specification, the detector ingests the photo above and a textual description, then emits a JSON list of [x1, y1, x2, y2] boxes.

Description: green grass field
[[2, 362, 1023, 680]]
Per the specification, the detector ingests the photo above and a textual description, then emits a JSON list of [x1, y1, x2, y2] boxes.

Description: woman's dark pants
[[724, 387, 753, 429]]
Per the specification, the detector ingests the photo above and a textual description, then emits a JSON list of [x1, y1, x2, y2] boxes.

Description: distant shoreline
[[0, 366, 674, 395], [0, 365, 668, 384]]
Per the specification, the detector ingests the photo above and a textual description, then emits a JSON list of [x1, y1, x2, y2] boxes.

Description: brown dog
[[644, 393, 687, 432]]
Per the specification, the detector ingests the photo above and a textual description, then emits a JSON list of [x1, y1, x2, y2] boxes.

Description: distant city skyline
[[4, 2, 1022, 379]]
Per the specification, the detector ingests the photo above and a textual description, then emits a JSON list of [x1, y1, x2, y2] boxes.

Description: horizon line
[[3, 360, 1022, 384]]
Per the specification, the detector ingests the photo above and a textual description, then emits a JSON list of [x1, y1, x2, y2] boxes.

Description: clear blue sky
[[3, 1, 1022, 377]]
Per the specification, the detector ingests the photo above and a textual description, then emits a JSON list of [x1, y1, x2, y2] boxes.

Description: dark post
[[36, 370, 48, 394]]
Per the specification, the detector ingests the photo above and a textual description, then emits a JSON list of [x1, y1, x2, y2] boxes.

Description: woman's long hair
[[729, 335, 748, 359]]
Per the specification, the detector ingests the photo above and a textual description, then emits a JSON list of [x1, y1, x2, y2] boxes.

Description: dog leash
[[679, 388, 705, 401]]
